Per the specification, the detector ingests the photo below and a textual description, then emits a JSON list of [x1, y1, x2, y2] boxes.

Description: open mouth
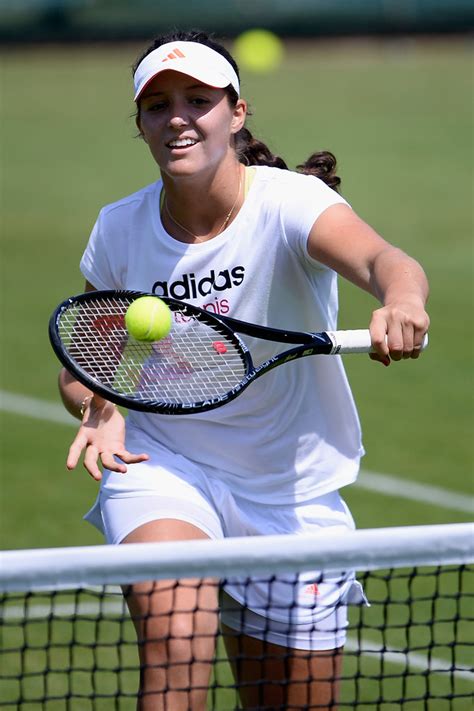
[[167, 138, 198, 150]]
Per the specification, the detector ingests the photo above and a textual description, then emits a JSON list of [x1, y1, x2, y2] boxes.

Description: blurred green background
[[1, 34, 473, 551], [2, 0, 473, 42], [0, 12, 473, 709]]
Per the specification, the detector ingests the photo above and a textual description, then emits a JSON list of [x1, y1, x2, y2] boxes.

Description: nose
[[168, 107, 189, 130], [169, 116, 187, 129]]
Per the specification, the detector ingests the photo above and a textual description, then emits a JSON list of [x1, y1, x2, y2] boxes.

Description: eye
[[189, 97, 210, 107], [142, 99, 167, 112], [150, 101, 167, 111]]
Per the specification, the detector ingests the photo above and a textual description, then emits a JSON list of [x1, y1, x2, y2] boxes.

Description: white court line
[[2, 600, 472, 680], [356, 470, 474, 515], [1, 390, 473, 514], [0, 389, 76, 426]]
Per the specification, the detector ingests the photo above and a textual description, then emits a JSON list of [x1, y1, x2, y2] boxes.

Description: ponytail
[[235, 127, 341, 192], [235, 127, 288, 170], [296, 151, 341, 191]]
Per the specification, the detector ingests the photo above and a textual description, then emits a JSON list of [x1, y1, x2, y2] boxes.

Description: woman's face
[[136, 70, 246, 180]]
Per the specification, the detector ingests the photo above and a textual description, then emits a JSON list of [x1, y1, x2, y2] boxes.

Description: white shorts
[[84, 426, 368, 650]]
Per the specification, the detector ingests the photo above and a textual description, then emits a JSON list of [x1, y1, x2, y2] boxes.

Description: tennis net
[[1, 523, 472, 710]]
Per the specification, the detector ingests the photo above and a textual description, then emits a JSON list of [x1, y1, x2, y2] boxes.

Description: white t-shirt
[[80, 166, 364, 504]]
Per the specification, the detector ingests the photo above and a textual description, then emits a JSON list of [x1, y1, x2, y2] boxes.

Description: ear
[[135, 114, 147, 142], [230, 99, 247, 135]]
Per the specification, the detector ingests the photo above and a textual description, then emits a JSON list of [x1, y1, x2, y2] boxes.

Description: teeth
[[168, 139, 197, 148]]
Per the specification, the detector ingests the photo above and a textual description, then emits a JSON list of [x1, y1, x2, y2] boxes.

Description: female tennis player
[[58, 29, 430, 710]]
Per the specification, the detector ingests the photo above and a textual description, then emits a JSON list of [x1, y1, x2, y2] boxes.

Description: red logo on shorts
[[304, 583, 320, 595]]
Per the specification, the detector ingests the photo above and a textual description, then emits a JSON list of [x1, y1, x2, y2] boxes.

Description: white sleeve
[[280, 173, 349, 265], [80, 209, 122, 290]]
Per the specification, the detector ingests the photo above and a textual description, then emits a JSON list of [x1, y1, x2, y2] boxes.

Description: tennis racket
[[49, 290, 428, 415]]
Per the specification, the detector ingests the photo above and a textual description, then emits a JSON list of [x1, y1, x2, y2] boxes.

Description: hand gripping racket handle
[[327, 330, 429, 355]]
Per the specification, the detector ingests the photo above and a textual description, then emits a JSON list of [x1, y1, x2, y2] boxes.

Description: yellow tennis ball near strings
[[234, 29, 284, 73], [125, 296, 172, 342]]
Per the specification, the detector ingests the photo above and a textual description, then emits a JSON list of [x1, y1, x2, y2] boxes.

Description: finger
[[410, 327, 428, 359], [401, 323, 415, 359], [386, 323, 404, 361], [369, 352, 390, 367], [100, 449, 149, 473], [117, 450, 150, 465], [369, 313, 390, 358], [99, 450, 128, 474], [83, 446, 103, 482], [401, 324, 430, 359], [66, 434, 88, 471], [408, 340, 424, 359]]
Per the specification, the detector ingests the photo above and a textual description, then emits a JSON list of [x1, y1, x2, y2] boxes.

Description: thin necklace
[[164, 168, 243, 243]]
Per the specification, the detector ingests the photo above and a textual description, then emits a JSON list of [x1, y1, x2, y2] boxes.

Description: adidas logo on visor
[[162, 48, 186, 62], [133, 41, 241, 101]]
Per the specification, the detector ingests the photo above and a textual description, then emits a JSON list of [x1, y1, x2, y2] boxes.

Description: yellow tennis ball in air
[[125, 296, 172, 342], [234, 29, 284, 73]]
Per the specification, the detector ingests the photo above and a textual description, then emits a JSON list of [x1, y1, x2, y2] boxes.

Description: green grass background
[[0, 37, 472, 710], [1, 38, 472, 550]]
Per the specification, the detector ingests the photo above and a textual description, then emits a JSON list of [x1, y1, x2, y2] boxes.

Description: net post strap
[[1, 523, 472, 592]]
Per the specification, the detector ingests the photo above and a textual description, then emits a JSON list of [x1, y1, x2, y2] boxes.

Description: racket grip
[[327, 330, 429, 355]]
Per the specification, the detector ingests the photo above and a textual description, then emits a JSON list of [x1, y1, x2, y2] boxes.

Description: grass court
[[1, 37, 472, 708]]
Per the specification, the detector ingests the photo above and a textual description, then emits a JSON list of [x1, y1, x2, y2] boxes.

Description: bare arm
[[58, 281, 149, 479], [308, 204, 430, 364]]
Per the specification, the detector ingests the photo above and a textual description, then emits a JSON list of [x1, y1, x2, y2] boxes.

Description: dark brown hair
[[133, 29, 341, 191]]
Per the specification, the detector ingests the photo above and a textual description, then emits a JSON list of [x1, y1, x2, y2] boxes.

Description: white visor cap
[[133, 41, 240, 101]]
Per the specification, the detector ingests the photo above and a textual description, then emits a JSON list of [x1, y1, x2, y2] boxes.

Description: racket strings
[[59, 297, 247, 406]]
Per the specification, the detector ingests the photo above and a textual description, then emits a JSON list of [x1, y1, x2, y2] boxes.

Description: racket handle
[[327, 330, 429, 355]]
